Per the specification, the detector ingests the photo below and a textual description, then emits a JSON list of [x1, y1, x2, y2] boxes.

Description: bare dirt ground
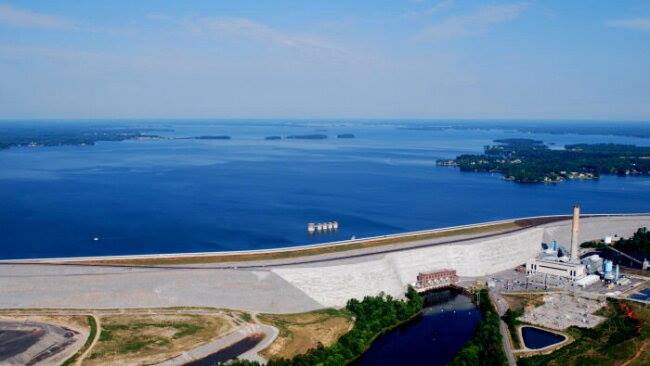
[[257, 309, 353, 360], [0, 314, 89, 335], [0, 315, 89, 366], [84, 313, 233, 366], [502, 293, 545, 311]]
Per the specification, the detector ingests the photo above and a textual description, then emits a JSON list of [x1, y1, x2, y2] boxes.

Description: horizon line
[[1, 117, 650, 123]]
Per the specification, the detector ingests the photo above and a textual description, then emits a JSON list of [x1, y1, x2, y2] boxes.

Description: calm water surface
[[1, 120, 649, 259], [521, 326, 566, 349], [354, 289, 480, 366], [184, 334, 264, 366]]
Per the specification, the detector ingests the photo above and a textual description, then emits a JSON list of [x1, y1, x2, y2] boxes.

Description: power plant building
[[525, 205, 587, 281], [581, 254, 604, 275], [526, 258, 587, 279]]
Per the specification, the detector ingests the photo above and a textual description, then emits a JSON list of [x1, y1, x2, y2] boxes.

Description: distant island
[[187, 135, 231, 140], [265, 136, 282, 140], [337, 134, 355, 139], [0, 124, 166, 150], [400, 121, 650, 139], [438, 138, 650, 183], [286, 134, 327, 140]]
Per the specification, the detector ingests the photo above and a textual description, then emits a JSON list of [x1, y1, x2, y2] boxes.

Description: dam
[[0, 213, 648, 313]]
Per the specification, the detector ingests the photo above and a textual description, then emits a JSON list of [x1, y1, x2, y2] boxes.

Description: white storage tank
[[576, 274, 600, 288]]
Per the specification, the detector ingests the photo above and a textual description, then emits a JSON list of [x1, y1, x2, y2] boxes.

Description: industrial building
[[526, 259, 586, 279], [525, 205, 635, 288], [581, 254, 603, 275], [414, 269, 458, 292], [526, 205, 587, 281]]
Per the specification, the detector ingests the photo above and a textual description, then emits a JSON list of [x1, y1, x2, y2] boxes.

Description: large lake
[[1, 120, 650, 259]]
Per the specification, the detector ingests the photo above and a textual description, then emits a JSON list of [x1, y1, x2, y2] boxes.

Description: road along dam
[[1, 214, 648, 313]]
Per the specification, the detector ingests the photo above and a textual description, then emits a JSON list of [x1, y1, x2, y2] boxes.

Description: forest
[[614, 227, 650, 256]]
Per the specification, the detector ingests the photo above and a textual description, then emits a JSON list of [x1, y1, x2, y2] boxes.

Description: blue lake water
[[521, 326, 566, 349], [1, 120, 650, 259]]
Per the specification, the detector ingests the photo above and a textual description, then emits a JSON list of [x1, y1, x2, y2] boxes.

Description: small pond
[[629, 287, 650, 301], [521, 326, 566, 349]]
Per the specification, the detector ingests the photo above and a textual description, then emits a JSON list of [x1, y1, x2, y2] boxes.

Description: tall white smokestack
[[570, 205, 580, 262]]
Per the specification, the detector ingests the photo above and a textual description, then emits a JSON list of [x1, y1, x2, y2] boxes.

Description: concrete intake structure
[[0, 213, 649, 313]]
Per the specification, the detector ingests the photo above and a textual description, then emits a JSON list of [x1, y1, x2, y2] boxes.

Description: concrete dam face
[[271, 215, 650, 308], [1, 215, 649, 313]]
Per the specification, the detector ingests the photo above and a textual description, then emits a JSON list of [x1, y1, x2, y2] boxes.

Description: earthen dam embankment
[[1, 214, 648, 313]]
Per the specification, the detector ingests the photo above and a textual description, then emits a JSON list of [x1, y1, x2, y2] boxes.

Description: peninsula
[[0, 124, 166, 150], [438, 139, 650, 183]]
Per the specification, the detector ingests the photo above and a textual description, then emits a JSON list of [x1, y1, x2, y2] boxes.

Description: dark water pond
[[0, 330, 42, 361], [630, 287, 650, 301], [521, 326, 565, 349], [184, 333, 264, 366], [353, 289, 480, 366]]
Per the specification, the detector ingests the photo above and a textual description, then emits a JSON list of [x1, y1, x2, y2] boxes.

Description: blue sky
[[1, 0, 649, 120]]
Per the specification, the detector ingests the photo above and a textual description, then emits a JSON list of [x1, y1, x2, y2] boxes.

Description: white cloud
[[403, 0, 455, 19], [0, 3, 78, 30], [607, 18, 650, 32], [185, 16, 344, 53], [416, 2, 528, 41]]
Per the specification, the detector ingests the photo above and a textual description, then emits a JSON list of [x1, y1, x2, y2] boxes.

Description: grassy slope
[[258, 309, 354, 360], [86, 314, 231, 365], [61, 315, 97, 366], [74, 221, 534, 266]]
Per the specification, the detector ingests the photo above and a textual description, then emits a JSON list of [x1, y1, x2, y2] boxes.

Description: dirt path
[[489, 292, 516, 366], [0, 308, 230, 317], [155, 321, 278, 366], [620, 340, 648, 366], [243, 313, 279, 363], [75, 314, 100, 366]]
